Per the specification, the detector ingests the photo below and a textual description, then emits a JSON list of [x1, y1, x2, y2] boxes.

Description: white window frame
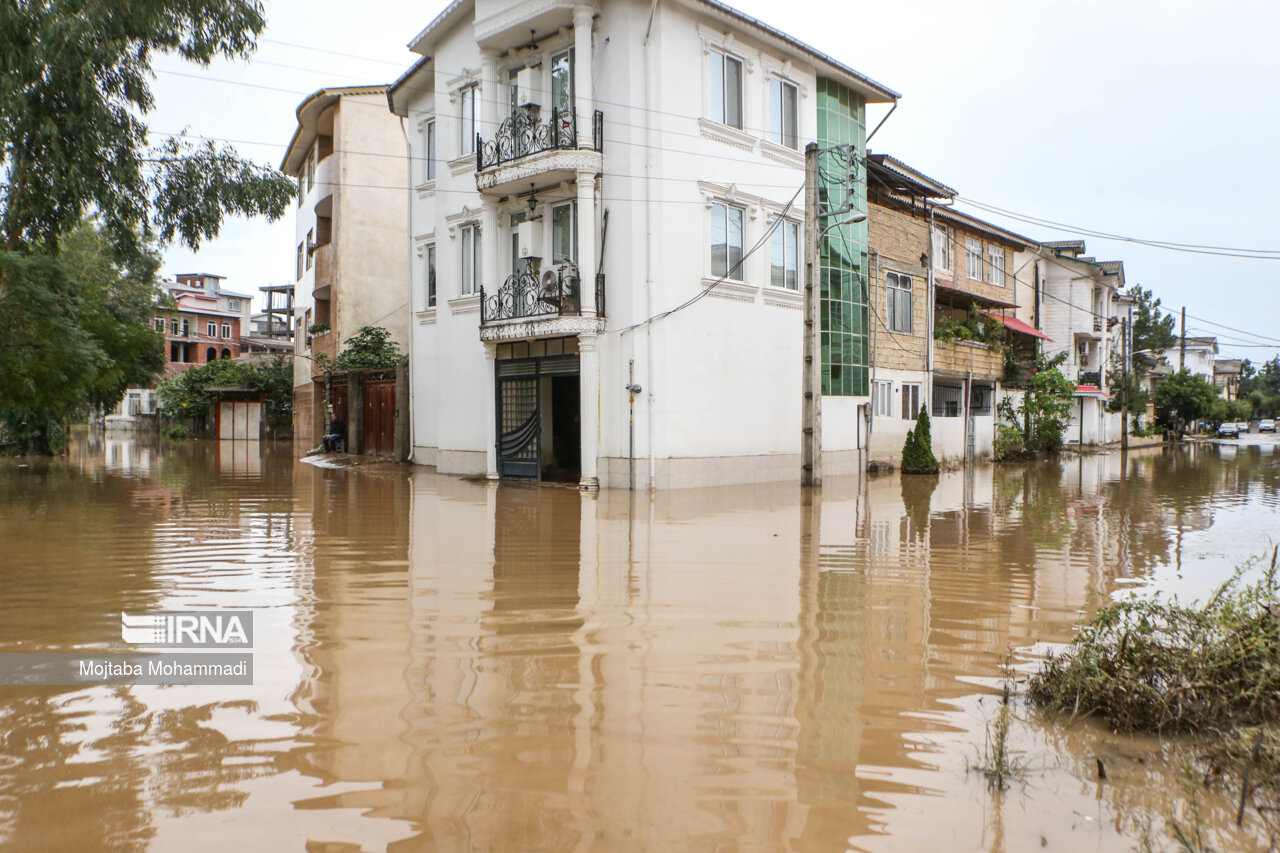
[[460, 224, 481, 295], [769, 77, 799, 149], [987, 244, 1005, 285], [932, 225, 950, 270], [770, 218, 799, 290], [458, 85, 478, 156], [901, 382, 921, 421], [206, 321, 217, 338], [708, 49, 744, 130], [887, 271, 913, 334], [710, 201, 745, 280], [873, 380, 892, 418], [551, 201, 578, 264], [221, 323, 232, 339], [424, 244, 437, 308], [423, 119, 436, 182], [227, 298, 240, 311], [306, 228, 314, 271], [965, 237, 983, 280], [153, 318, 164, 333]]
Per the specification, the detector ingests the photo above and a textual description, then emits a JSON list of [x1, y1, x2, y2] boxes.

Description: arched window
[[206, 347, 216, 362], [221, 348, 232, 359]]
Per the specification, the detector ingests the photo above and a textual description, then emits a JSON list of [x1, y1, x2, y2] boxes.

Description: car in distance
[[1237, 421, 1251, 434], [1218, 422, 1239, 438], [1260, 419, 1276, 433]]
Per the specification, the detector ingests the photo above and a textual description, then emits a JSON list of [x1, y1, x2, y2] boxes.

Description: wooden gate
[[217, 400, 262, 440], [362, 377, 396, 456]]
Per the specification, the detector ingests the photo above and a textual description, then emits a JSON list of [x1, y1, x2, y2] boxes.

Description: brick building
[[155, 273, 251, 376]]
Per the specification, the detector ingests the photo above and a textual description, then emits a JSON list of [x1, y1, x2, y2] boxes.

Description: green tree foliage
[[1000, 351, 1076, 453], [1154, 369, 1220, 437], [332, 326, 402, 371], [1126, 285, 1177, 372], [0, 222, 165, 453], [157, 355, 292, 422], [1206, 397, 1252, 428], [901, 407, 940, 475], [992, 424, 1026, 462], [1239, 357, 1280, 418], [0, 1, 295, 451]]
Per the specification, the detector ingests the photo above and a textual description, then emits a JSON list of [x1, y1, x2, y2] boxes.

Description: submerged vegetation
[[1031, 550, 1280, 819]]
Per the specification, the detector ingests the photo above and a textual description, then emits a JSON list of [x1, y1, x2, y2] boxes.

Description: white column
[[573, 6, 594, 149], [480, 49, 499, 137], [578, 331, 600, 489], [481, 197, 499, 299], [484, 342, 499, 479], [576, 169, 596, 315]]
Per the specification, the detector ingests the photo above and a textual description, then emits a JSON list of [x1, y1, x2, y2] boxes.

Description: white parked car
[[1260, 419, 1276, 433], [1237, 421, 1251, 434]]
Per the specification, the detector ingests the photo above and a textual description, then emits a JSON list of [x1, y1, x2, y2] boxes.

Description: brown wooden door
[[362, 378, 396, 456]]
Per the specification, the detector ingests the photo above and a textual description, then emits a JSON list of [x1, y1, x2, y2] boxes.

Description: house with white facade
[[1161, 336, 1218, 381], [388, 0, 897, 488], [1016, 240, 1126, 445]]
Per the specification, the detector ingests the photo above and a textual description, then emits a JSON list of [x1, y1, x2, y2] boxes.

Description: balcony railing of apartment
[[1092, 317, 1103, 332], [934, 338, 1004, 380], [1079, 371, 1102, 387], [482, 264, 606, 324], [477, 109, 603, 172]]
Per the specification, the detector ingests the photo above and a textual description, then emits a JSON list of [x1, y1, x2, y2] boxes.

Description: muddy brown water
[[1, 434, 1279, 851]]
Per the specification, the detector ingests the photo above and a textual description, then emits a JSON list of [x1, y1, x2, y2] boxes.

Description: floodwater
[[1, 434, 1279, 852]]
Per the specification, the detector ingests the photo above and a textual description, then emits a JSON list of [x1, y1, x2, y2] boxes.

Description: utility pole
[[1121, 316, 1129, 452], [1179, 306, 1186, 371], [802, 143, 821, 487]]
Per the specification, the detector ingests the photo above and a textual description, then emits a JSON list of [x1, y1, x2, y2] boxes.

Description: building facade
[[389, 0, 897, 488], [282, 86, 409, 451]]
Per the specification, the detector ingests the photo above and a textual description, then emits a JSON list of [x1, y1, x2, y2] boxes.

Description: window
[[988, 245, 1005, 285], [423, 120, 436, 182], [770, 219, 799, 289], [305, 149, 316, 191], [153, 318, 164, 333], [710, 202, 744, 279], [181, 319, 189, 337], [551, 49, 574, 121], [221, 348, 232, 359], [306, 229, 314, 270], [971, 383, 993, 415], [460, 224, 481, 294], [873, 380, 892, 417], [170, 319, 180, 336], [887, 271, 912, 333], [509, 211, 527, 277], [552, 201, 577, 264], [458, 85, 478, 155], [228, 298, 240, 311], [424, 244, 437, 308], [708, 49, 743, 129], [931, 225, 950, 270], [901, 383, 921, 420], [207, 322, 217, 338], [170, 342, 179, 361], [933, 382, 963, 417], [769, 78, 798, 149], [965, 238, 982, 279], [296, 176, 304, 207], [221, 323, 232, 339], [206, 347, 216, 362], [296, 242, 304, 280]]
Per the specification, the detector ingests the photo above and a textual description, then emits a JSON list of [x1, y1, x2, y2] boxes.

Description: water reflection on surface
[[1, 436, 1278, 851]]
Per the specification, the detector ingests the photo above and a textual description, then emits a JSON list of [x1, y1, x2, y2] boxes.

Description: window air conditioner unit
[[517, 219, 543, 261], [515, 67, 540, 110]]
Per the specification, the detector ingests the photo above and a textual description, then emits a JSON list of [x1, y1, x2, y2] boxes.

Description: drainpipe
[[398, 116, 415, 463], [643, 0, 658, 490], [868, 250, 878, 463]]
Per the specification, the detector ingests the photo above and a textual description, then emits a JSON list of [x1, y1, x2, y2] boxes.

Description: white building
[[1161, 336, 1218, 381], [1016, 241, 1126, 445], [389, 0, 897, 488]]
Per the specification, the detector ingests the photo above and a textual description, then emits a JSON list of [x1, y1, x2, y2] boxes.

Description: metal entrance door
[[497, 367, 540, 478]]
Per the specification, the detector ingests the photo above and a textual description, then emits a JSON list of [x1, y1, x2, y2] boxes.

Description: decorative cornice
[[698, 117, 756, 154], [415, 180, 437, 199], [449, 293, 481, 315], [475, 0, 593, 46], [416, 308, 438, 326], [448, 153, 476, 177], [479, 314, 605, 341], [762, 287, 804, 310], [700, 278, 758, 304], [760, 139, 804, 169], [475, 149, 602, 193]]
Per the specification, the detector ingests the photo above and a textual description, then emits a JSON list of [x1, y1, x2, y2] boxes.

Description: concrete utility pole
[[802, 143, 821, 487], [1121, 316, 1129, 452], [1179, 306, 1187, 371]]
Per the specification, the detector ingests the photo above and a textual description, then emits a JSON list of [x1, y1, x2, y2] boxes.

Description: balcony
[[934, 339, 1004, 381], [479, 263, 605, 342], [1079, 370, 1102, 388], [309, 329, 336, 378], [312, 244, 334, 300], [475, 109, 603, 195], [1093, 317, 1103, 333]]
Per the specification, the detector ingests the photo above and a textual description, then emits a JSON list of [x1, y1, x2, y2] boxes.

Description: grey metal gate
[[497, 365, 540, 479]]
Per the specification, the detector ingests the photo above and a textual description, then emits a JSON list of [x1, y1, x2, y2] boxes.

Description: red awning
[[981, 311, 1053, 341]]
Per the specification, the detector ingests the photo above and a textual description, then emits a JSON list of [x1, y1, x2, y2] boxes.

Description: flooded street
[[2, 435, 1279, 851]]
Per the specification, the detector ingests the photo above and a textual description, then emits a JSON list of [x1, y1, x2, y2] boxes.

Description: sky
[[154, 0, 1280, 365]]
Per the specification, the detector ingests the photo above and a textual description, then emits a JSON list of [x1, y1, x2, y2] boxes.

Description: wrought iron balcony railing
[[477, 108, 603, 172], [482, 264, 582, 323]]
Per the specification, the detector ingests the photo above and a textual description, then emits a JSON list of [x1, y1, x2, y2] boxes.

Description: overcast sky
[[154, 0, 1280, 364]]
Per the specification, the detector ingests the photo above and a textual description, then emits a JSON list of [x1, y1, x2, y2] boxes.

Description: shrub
[[992, 424, 1026, 461], [901, 407, 940, 474], [161, 423, 191, 439]]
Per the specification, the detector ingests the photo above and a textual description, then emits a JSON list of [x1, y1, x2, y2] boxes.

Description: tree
[[157, 355, 292, 423], [1239, 357, 1280, 418], [0, 1, 295, 451], [333, 326, 402, 371], [1001, 351, 1076, 453], [1154, 369, 1219, 438], [901, 407, 940, 475], [1126, 285, 1177, 372]]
